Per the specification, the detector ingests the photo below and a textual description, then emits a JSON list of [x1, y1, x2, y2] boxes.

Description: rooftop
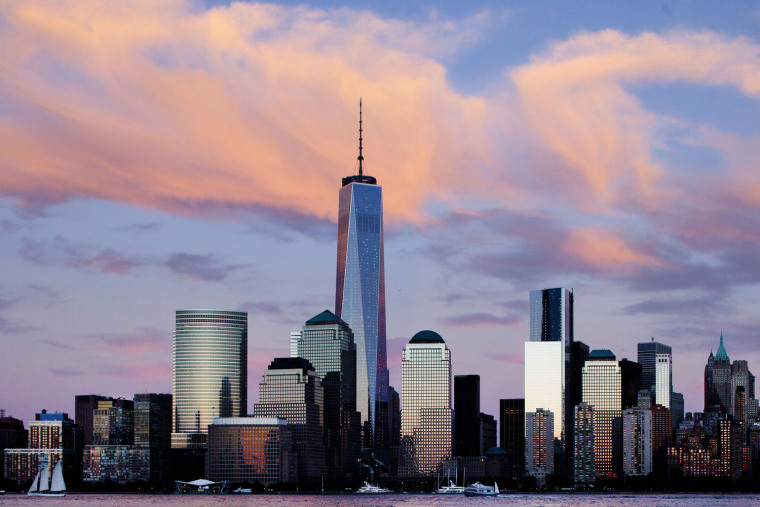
[[410, 330, 444, 344], [588, 349, 616, 361], [305, 309, 349, 327]]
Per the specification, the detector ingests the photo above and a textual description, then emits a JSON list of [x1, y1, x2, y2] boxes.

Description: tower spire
[[358, 98, 364, 176]]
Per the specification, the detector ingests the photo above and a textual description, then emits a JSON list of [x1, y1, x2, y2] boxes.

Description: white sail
[[39, 464, 50, 492], [50, 461, 66, 492], [28, 470, 40, 493]]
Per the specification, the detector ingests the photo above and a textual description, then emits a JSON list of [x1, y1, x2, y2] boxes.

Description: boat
[[232, 487, 252, 494], [28, 460, 66, 497], [436, 467, 465, 494], [356, 481, 391, 493], [463, 481, 499, 497]]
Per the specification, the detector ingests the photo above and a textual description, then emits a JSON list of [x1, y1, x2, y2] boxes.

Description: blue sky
[[1, 0, 760, 423]]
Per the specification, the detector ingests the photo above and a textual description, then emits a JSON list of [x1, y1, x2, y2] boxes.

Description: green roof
[[305, 309, 349, 327], [588, 349, 616, 361], [715, 332, 729, 362], [410, 330, 444, 344]]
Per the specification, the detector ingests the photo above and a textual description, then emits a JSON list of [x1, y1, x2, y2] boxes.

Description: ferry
[[463, 481, 499, 497], [356, 481, 391, 493]]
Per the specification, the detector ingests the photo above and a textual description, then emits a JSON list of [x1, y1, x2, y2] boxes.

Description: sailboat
[[28, 460, 66, 497], [436, 467, 465, 494]]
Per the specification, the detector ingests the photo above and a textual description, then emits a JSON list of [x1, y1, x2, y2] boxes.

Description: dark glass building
[[454, 375, 480, 457], [619, 359, 643, 410], [133, 393, 172, 484], [295, 310, 361, 479], [253, 358, 326, 479], [499, 398, 525, 479], [75, 395, 110, 447], [637, 340, 672, 395], [335, 103, 388, 450]]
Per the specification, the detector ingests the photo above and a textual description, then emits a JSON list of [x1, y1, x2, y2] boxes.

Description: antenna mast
[[358, 98, 364, 176]]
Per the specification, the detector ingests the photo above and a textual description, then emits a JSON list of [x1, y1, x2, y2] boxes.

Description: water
[[1, 493, 758, 507]]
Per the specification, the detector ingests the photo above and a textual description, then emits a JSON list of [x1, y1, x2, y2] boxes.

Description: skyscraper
[[335, 101, 388, 449], [253, 357, 326, 479], [527, 288, 573, 454], [295, 310, 361, 478], [622, 407, 652, 476], [400, 330, 453, 476], [705, 333, 731, 414], [526, 409, 554, 486], [573, 403, 595, 487], [582, 350, 622, 478], [133, 393, 172, 485], [499, 398, 525, 479], [637, 340, 672, 396], [655, 353, 672, 409], [454, 375, 481, 457], [172, 310, 247, 449]]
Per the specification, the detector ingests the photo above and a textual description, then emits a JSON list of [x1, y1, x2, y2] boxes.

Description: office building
[[75, 395, 110, 447], [400, 330, 453, 476], [295, 310, 361, 478], [731, 360, 755, 420], [623, 407, 652, 476], [651, 404, 672, 476], [526, 409, 554, 486], [0, 414, 27, 481], [582, 350, 622, 478], [480, 413, 497, 455], [619, 359, 642, 410], [655, 354, 672, 409], [500, 399, 525, 479], [93, 399, 133, 445], [83, 446, 149, 483], [573, 403, 595, 486], [207, 417, 296, 485], [172, 310, 247, 448], [253, 357, 326, 479], [638, 340, 672, 394], [528, 288, 573, 454], [133, 393, 172, 484], [704, 333, 731, 414], [454, 375, 480, 456], [671, 392, 685, 430], [335, 102, 389, 450]]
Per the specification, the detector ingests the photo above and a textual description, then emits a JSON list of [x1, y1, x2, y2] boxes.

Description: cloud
[[19, 236, 144, 274], [91, 327, 169, 355], [52, 368, 85, 377], [40, 339, 80, 351], [441, 312, 521, 329], [164, 253, 247, 282]]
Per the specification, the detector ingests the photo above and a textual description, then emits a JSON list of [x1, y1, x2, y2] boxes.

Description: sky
[[1, 0, 760, 426]]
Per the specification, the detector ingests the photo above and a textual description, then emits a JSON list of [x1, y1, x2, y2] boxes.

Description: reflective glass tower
[[171, 310, 247, 448], [335, 101, 388, 449]]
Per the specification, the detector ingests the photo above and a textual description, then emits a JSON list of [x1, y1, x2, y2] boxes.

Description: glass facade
[[528, 288, 573, 453], [133, 393, 172, 484], [399, 332, 453, 476], [207, 417, 295, 485], [172, 310, 247, 448], [83, 445, 149, 483], [524, 341, 563, 444], [252, 358, 326, 479], [296, 310, 361, 478], [582, 352, 622, 478], [499, 398, 525, 478], [637, 341, 672, 393], [454, 375, 481, 457], [335, 179, 388, 449], [655, 353, 672, 409]]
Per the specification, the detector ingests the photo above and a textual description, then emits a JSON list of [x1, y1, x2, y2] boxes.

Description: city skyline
[[2, 0, 760, 426]]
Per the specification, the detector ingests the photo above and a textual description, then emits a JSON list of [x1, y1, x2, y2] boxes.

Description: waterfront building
[[528, 288, 574, 454], [582, 350, 622, 478], [83, 445, 149, 483], [454, 375, 481, 456], [399, 330, 453, 476], [623, 407, 652, 476], [253, 357, 326, 479], [0, 413, 26, 481], [651, 404, 672, 476], [499, 398, 525, 479], [335, 102, 389, 450], [172, 310, 247, 449], [656, 353, 672, 409], [206, 417, 296, 485], [295, 310, 361, 478], [573, 403, 595, 486], [526, 409, 554, 486], [133, 393, 172, 484]]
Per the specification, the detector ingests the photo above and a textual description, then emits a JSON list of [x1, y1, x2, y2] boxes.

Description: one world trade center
[[335, 100, 389, 450]]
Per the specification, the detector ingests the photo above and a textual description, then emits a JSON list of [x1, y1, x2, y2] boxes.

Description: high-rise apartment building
[[622, 407, 652, 476], [171, 310, 247, 449], [527, 288, 573, 454], [454, 375, 481, 457], [582, 350, 622, 478], [335, 102, 388, 450], [295, 310, 361, 478], [253, 357, 326, 479], [573, 403, 595, 486], [400, 331, 453, 476], [526, 409, 554, 486]]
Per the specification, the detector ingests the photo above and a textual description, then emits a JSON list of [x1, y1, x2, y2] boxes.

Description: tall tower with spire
[[335, 100, 389, 450], [704, 332, 731, 414]]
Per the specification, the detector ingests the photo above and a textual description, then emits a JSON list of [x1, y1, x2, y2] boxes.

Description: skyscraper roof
[[587, 349, 616, 361], [715, 332, 729, 362], [410, 330, 444, 344], [305, 309, 348, 327]]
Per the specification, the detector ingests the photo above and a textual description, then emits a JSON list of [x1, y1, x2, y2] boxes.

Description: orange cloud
[[563, 227, 662, 273]]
